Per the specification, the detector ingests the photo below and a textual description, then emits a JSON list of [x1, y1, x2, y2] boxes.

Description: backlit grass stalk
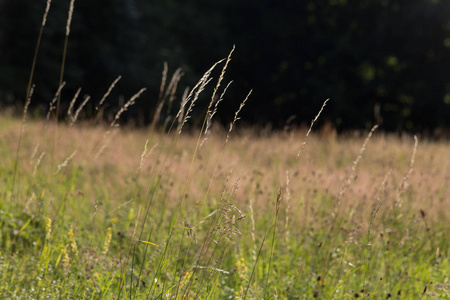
[[25, 0, 52, 102], [158, 62, 168, 103], [96, 76, 121, 111], [176, 58, 224, 134], [201, 45, 235, 146], [32, 151, 46, 177], [67, 87, 82, 122], [70, 95, 91, 126], [54, 150, 77, 174], [297, 98, 329, 158], [55, 0, 75, 119], [110, 88, 146, 128]]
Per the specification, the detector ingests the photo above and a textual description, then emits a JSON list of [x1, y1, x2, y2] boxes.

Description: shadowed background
[[0, 0, 449, 133]]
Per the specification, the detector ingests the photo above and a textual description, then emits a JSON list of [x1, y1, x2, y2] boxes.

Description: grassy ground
[[0, 112, 448, 299]]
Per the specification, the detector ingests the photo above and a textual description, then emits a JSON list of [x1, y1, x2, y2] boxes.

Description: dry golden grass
[[2, 114, 448, 226]]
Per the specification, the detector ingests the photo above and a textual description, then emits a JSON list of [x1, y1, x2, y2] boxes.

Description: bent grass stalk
[[110, 88, 146, 128], [95, 75, 121, 111], [71, 95, 91, 125], [297, 98, 329, 158], [67, 87, 82, 122]]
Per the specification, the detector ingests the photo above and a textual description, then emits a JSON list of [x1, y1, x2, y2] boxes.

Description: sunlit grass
[[0, 112, 448, 299]]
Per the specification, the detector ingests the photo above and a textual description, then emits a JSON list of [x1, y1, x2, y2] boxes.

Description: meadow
[[0, 4, 448, 297], [0, 99, 448, 298]]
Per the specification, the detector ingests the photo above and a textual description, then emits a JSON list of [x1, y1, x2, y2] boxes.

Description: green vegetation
[[0, 105, 448, 298]]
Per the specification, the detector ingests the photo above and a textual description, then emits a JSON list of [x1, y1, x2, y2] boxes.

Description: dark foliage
[[0, 0, 449, 132]]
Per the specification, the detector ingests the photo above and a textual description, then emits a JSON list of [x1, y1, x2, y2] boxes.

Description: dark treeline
[[0, 0, 449, 133]]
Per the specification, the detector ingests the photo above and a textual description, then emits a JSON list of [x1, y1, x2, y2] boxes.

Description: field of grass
[[1, 2, 448, 298], [0, 104, 448, 299]]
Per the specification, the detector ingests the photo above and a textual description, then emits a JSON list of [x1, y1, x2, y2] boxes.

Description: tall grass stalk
[[55, 0, 75, 119], [25, 0, 52, 103], [11, 0, 52, 199]]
